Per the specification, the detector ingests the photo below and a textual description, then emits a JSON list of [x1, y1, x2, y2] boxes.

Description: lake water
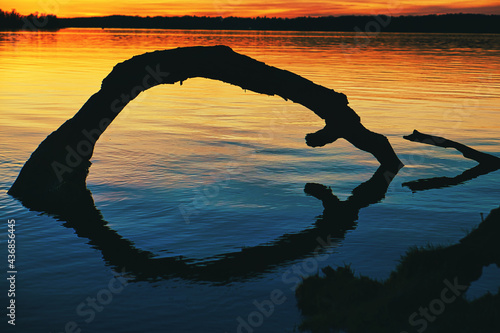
[[0, 29, 499, 332]]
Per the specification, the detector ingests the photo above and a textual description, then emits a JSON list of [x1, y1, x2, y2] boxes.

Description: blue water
[[1, 29, 499, 332]]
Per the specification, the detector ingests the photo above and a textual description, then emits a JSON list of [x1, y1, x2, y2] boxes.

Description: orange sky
[[2, 0, 499, 17]]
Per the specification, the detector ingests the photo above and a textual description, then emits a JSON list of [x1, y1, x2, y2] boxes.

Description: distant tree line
[[0, 9, 59, 30], [1, 9, 499, 33]]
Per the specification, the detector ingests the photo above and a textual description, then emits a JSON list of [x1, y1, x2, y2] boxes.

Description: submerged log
[[404, 130, 500, 165], [8, 45, 402, 204], [403, 130, 500, 191]]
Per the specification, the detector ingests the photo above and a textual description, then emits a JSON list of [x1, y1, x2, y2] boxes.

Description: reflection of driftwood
[[403, 130, 500, 191], [305, 166, 398, 225], [404, 130, 500, 165], [12, 166, 398, 283], [296, 206, 500, 333], [8, 45, 402, 205]]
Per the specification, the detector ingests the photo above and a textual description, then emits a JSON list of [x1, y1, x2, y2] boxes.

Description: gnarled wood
[[403, 130, 500, 191], [404, 129, 500, 165], [8, 45, 402, 204]]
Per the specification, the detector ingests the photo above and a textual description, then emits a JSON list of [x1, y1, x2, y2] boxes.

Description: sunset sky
[[2, 0, 500, 17]]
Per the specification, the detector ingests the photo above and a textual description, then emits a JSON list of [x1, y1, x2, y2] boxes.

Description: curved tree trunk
[[8, 45, 402, 204]]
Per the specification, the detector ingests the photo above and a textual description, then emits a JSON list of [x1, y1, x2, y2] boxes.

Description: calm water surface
[[0, 29, 499, 332]]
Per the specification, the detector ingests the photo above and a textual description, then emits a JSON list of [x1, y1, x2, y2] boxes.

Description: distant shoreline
[[1, 10, 500, 33]]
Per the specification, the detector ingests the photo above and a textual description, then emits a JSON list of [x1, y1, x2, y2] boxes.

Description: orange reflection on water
[[1, 29, 499, 186]]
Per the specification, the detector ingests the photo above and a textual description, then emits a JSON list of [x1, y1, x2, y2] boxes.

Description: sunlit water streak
[[0, 29, 499, 332]]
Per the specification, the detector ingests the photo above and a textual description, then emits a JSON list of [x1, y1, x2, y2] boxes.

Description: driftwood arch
[[9, 45, 402, 203]]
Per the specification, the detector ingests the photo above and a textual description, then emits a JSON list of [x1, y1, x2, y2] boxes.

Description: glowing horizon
[[2, 0, 499, 18]]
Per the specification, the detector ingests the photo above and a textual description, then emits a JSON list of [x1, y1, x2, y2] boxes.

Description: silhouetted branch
[[403, 130, 500, 191], [404, 130, 500, 165], [9, 46, 402, 205]]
